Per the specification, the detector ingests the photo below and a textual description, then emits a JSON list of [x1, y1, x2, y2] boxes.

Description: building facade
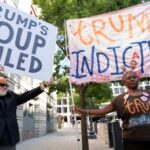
[[111, 80, 150, 96], [56, 96, 72, 127]]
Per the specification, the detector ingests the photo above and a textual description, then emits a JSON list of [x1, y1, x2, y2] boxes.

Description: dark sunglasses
[[0, 83, 9, 88]]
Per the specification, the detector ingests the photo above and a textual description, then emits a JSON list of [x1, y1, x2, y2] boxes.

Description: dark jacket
[[0, 86, 43, 145]]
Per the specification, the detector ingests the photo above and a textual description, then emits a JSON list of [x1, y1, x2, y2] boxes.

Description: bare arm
[[75, 103, 114, 116]]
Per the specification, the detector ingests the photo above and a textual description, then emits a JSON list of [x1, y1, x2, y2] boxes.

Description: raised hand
[[40, 77, 53, 90]]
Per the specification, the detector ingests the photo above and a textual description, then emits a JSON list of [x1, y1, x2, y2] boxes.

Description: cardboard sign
[[0, 2, 58, 81]]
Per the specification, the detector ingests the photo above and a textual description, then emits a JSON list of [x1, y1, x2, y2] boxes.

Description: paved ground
[[17, 127, 114, 150]]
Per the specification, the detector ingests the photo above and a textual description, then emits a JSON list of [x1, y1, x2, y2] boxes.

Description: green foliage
[[85, 83, 111, 99], [53, 50, 68, 78], [71, 82, 113, 108], [85, 83, 113, 108], [72, 88, 80, 106], [48, 75, 69, 95]]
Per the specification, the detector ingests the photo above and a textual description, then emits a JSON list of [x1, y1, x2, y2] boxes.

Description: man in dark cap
[[0, 71, 51, 150]]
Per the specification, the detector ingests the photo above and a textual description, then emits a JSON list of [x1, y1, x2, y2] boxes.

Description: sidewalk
[[17, 127, 114, 150]]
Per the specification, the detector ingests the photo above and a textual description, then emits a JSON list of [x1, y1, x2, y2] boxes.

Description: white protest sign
[[67, 2, 150, 84], [0, 2, 58, 81]]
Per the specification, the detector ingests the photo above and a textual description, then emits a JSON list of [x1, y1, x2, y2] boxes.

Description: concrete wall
[[97, 123, 109, 145]]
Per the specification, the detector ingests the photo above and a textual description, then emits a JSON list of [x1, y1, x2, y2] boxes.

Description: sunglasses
[[0, 83, 9, 88]]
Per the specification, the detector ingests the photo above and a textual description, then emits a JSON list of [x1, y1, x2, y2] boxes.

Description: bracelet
[[87, 109, 90, 115]]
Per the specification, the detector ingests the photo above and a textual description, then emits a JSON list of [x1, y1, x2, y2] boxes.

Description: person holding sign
[[75, 70, 150, 150], [0, 70, 51, 150]]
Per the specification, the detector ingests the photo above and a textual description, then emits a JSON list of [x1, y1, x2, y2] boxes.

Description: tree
[[85, 83, 113, 107], [32, 0, 145, 149]]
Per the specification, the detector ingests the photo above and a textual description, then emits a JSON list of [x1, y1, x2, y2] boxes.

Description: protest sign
[[0, 2, 58, 81], [67, 2, 150, 84]]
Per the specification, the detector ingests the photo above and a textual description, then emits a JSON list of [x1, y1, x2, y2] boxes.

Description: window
[[62, 99, 67, 105], [28, 103, 33, 118], [23, 103, 28, 117], [23, 103, 33, 118], [57, 99, 61, 105], [114, 82, 119, 86], [145, 86, 150, 90], [138, 81, 142, 85], [64, 116, 67, 122], [63, 107, 67, 113], [114, 88, 119, 94], [57, 107, 61, 113], [120, 87, 125, 93], [144, 80, 150, 85]]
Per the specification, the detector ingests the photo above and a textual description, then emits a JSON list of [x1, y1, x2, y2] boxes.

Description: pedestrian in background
[[72, 118, 75, 127], [75, 70, 150, 150], [0, 70, 51, 150]]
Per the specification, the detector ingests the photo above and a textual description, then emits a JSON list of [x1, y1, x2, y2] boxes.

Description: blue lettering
[[4, 48, 14, 68], [96, 52, 109, 73], [15, 28, 32, 50], [108, 46, 122, 75], [81, 46, 94, 76], [5, 9, 15, 21], [41, 25, 48, 36], [123, 46, 132, 68], [29, 56, 42, 73], [0, 21, 14, 44], [0, 6, 2, 12], [28, 20, 37, 29], [0, 46, 4, 60], [17, 53, 28, 71], [71, 50, 86, 78], [16, 15, 28, 27], [32, 35, 46, 55]]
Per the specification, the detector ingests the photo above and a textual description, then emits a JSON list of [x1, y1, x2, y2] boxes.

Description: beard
[[0, 90, 7, 96]]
